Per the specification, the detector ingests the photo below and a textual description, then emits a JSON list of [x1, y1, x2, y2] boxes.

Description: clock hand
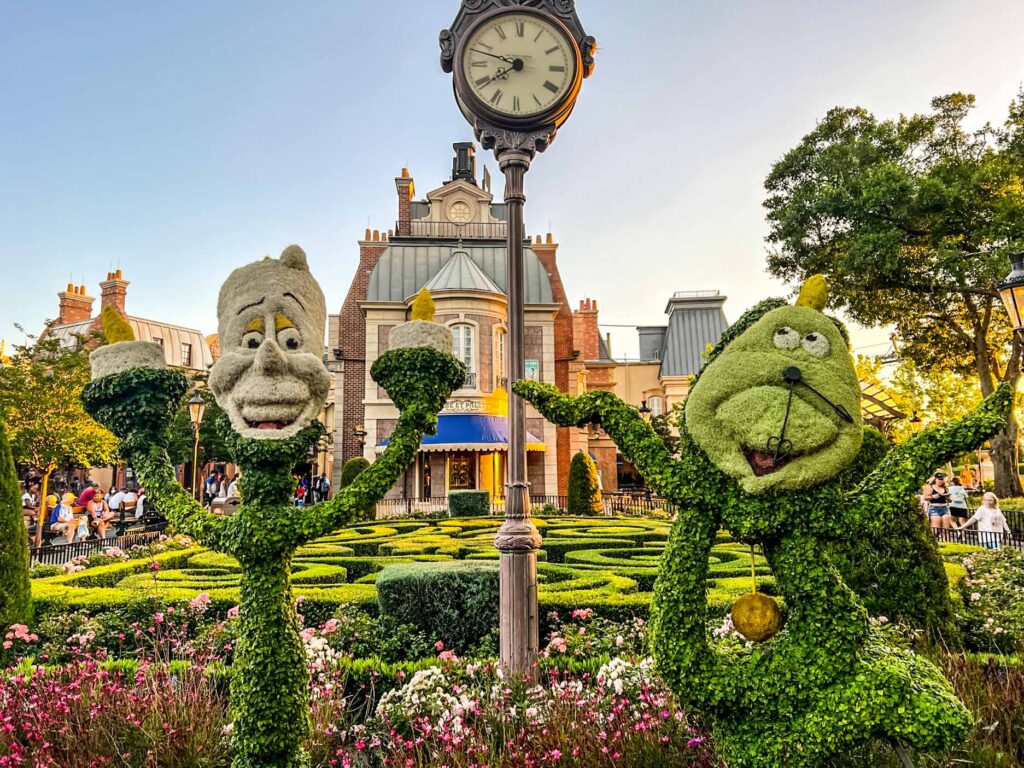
[[470, 48, 515, 64]]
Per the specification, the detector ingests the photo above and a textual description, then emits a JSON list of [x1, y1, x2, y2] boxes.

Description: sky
[[2, 0, 1024, 358]]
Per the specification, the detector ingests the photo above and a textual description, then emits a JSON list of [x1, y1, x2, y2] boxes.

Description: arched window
[[648, 396, 664, 417], [451, 324, 476, 388], [494, 327, 507, 389]]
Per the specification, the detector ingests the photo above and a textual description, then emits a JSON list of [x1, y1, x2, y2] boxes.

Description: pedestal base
[[499, 549, 539, 676]]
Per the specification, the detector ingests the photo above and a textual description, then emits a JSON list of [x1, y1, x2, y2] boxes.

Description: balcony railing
[[398, 221, 509, 240]]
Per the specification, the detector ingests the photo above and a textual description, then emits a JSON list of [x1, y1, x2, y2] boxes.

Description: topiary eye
[[802, 332, 830, 358], [773, 327, 800, 350], [277, 327, 302, 352], [242, 331, 263, 350]]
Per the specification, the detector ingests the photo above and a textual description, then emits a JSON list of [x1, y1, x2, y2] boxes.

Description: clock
[[453, 7, 583, 130]]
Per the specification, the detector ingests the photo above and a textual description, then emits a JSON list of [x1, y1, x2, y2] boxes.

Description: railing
[[375, 493, 678, 520], [931, 526, 1024, 552], [672, 290, 721, 299], [30, 523, 169, 566], [400, 221, 508, 240]]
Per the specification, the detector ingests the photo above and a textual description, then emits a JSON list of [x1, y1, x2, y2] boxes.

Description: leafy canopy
[[0, 330, 117, 473]]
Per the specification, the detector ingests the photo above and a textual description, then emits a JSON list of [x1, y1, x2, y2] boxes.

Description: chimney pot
[[373, 230, 380, 242], [546, 233, 554, 245], [66, 283, 74, 294], [401, 167, 410, 179], [115, 269, 122, 279], [364, 228, 371, 241]]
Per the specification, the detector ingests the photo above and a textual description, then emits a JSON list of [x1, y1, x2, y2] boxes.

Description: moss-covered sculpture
[[515, 278, 1012, 767], [82, 246, 464, 768]]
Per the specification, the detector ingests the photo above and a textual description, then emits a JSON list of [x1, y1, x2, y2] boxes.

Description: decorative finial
[[411, 288, 436, 322]]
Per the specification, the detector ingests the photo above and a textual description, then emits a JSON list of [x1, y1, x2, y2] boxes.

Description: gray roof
[[47, 316, 214, 371], [367, 244, 554, 304], [425, 250, 503, 295], [660, 293, 728, 377]]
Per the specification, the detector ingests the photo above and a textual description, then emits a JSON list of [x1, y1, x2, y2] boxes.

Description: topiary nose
[[254, 339, 288, 375]]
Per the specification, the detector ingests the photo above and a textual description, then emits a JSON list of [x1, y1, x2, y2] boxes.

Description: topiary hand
[[81, 367, 190, 462]]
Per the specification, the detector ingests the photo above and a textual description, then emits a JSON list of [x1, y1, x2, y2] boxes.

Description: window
[[648, 396, 664, 418], [152, 337, 163, 347], [494, 327, 507, 389], [181, 343, 193, 368], [450, 324, 476, 388]]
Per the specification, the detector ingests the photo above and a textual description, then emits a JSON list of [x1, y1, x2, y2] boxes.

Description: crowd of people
[[20, 479, 147, 544], [920, 469, 1015, 549], [202, 469, 331, 508]]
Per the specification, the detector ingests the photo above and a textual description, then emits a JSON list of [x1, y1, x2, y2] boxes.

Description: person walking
[[948, 477, 970, 528], [956, 492, 1013, 550], [922, 472, 953, 530]]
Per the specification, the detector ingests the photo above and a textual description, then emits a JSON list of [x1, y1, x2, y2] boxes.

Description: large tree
[[765, 91, 1024, 496], [0, 331, 118, 544]]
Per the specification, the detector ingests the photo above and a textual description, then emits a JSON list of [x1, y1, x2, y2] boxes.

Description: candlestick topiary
[[83, 246, 464, 768], [515, 277, 1011, 767]]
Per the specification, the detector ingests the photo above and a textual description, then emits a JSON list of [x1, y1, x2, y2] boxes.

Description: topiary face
[[209, 245, 331, 441], [685, 303, 862, 495]]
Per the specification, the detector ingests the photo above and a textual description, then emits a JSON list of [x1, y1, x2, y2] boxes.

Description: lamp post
[[353, 425, 368, 456], [998, 252, 1024, 334], [187, 389, 206, 500], [442, 0, 595, 676], [639, 400, 652, 423]]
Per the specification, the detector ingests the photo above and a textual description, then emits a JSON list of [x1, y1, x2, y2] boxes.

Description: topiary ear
[[280, 245, 309, 271]]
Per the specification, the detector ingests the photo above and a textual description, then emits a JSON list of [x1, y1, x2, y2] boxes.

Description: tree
[[339, 456, 370, 488], [0, 331, 118, 544], [567, 451, 602, 515], [765, 91, 1024, 496], [167, 375, 232, 471], [0, 423, 31, 629]]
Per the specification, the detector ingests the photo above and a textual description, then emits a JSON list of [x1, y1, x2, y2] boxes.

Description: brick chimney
[[57, 283, 94, 324], [395, 167, 414, 237], [573, 297, 601, 361], [99, 269, 129, 315]]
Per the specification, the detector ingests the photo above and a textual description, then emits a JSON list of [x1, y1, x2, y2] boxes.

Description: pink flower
[[154, 613, 164, 624], [687, 737, 706, 748], [970, 593, 982, 602], [149, 561, 161, 572], [300, 628, 317, 643], [435, 641, 445, 651], [227, 606, 240, 620], [189, 592, 212, 613], [322, 618, 340, 634], [570, 608, 593, 620]]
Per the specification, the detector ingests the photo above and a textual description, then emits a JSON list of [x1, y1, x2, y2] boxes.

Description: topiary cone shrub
[[340, 457, 370, 488], [0, 424, 31, 632], [568, 451, 603, 516], [376, 561, 499, 653]]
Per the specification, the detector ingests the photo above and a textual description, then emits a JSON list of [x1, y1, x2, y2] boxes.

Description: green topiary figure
[[100, 304, 135, 343], [339, 456, 370, 489], [82, 246, 464, 768], [514, 277, 1012, 767], [567, 450, 602, 515], [0, 423, 31, 632]]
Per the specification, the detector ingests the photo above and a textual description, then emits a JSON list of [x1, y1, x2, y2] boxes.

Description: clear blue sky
[[2, 0, 1023, 357]]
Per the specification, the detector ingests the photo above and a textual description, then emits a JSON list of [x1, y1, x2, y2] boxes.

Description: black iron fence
[[374, 493, 678, 520], [931, 526, 1023, 552], [30, 524, 169, 566]]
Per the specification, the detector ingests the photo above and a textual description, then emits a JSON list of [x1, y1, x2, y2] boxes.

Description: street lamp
[[353, 425, 368, 453], [442, 1, 596, 676], [998, 252, 1024, 333], [639, 400, 652, 422], [187, 389, 206, 500]]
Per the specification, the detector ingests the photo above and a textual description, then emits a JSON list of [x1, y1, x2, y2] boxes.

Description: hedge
[[448, 489, 490, 517], [568, 451, 602, 515], [377, 561, 499, 653], [0, 424, 31, 629]]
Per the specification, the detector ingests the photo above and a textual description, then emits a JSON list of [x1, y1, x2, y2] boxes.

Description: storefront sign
[[443, 400, 484, 414]]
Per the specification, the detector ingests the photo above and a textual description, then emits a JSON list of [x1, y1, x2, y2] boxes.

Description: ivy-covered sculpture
[[82, 247, 463, 768], [515, 277, 1012, 767]]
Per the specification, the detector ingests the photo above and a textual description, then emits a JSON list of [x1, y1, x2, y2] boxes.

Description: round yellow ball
[[731, 592, 783, 643]]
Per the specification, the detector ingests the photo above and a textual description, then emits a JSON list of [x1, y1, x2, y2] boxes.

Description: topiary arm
[[513, 381, 693, 502], [294, 347, 465, 542], [851, 383, 1013, 528], [81, 367, 229, 550]]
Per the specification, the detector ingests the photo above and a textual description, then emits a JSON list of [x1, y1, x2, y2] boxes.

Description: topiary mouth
[[744, 447, 796, 477]]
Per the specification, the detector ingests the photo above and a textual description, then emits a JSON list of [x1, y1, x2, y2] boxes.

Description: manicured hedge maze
[[31, 516, 775, 624]]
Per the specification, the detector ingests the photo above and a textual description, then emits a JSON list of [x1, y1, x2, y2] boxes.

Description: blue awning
[[377, 414, 545, 453]]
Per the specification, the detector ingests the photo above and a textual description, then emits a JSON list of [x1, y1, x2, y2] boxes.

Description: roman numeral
[[513, 96, 521, 112], [471, 60, 487, 68], [545, 46, 559, 55], [475, 76, 491, 87], [534, 30, 543, 42], [495, 25, 507, 40], [478, 42, 493, 50], [515, 21, 525, 37], [550, 65, 565, 72], [543, 80, 559, 93], [491, 89, 503, 105]]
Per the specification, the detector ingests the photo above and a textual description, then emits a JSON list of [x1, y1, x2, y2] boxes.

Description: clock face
[[460, 12, 578, 119]]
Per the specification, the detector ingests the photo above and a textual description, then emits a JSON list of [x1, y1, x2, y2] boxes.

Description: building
[[329, 142, 586, 498], [46, 270, 215, 372], [578, 291, 729, 491]]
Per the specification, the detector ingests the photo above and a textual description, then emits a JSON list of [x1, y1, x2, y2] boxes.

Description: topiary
[[340, 457, 370, 489], [100, 304, 135, 344], [515, 275, 1012, 768], [0, 423, 31, 633], [568, 451, 602, 516], [376, 561, 499, 653], [448, 489, 490, 517]]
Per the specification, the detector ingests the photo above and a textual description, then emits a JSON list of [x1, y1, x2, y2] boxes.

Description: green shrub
[[376, 561, 498, 653], [339, 456, 370, 489], [0, 425, 31, 632], [448, 489, 490, 517], [568, 451, 602, 516]]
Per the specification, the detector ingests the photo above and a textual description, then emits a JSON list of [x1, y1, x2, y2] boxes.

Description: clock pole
[[442, 0, 596, 676]]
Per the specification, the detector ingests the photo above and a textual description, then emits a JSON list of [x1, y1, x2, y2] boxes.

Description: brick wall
[[531, 238, 575, 496], [396, 170, 414, 236], [337, 241, 387, 464], [573, 299, 601, 361]]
